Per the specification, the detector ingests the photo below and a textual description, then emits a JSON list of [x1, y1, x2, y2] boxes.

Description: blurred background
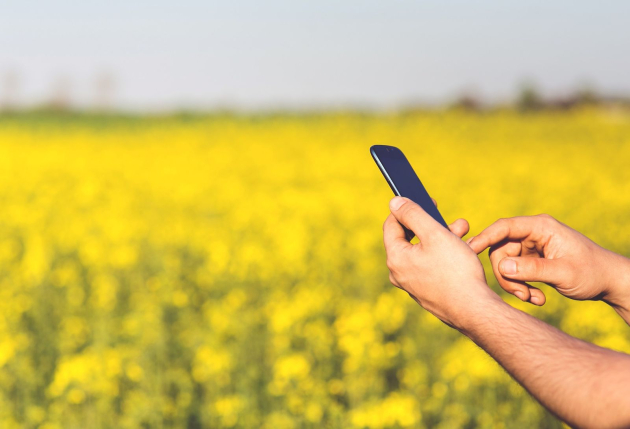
[[1, 1, 629, 428]]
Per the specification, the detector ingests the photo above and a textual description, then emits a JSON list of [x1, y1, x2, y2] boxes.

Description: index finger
[[469, 217, 539, 254]]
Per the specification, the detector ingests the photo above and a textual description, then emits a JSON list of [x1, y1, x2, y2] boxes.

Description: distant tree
[[1, 70, 20, 112], [94, 71, 116, 112], [575, 84, 599, 106], [452, 92, 482, 111], [516, 81, 543, 112], [48, 75, 72, 111]]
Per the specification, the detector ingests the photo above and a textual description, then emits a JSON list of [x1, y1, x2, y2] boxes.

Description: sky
[[1, 0, 629, 110]]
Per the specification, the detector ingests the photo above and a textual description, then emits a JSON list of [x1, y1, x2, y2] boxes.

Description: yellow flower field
[[0, 109, 629, 428]]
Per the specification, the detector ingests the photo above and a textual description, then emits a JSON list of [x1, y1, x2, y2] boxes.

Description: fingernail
[[389, 197, 407, 211], [501, 259, 517, 275], [466, 236, 476, 245], [531, 296, 543, 306], [514, 291, 526, 301]]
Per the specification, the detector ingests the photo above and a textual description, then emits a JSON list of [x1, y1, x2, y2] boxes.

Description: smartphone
[[370, 145, 449, 238]]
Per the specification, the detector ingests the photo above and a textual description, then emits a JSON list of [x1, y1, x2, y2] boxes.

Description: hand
[[468, 214, 630, 311], [383, 197, 498, 329]]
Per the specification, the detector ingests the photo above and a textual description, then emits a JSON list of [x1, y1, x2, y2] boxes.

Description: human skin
[[468, 214, 630, 324], [383, 197, 630, 428]]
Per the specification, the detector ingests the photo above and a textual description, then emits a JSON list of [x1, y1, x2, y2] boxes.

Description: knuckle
[[522, 239, 537, 252], [388, 273, 398, 285], [398, 202, 415, 219], [494, 218, 510, 234], [533, 258, 546, 277], [386, 255, 399, 272], [400, 200, 423, 217], [536, 213, 557, 225], [421, 228, 439, 241]]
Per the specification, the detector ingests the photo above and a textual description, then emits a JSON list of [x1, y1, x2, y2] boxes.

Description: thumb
[[498, 257, 570, 286], [389, 196, 440, 240]]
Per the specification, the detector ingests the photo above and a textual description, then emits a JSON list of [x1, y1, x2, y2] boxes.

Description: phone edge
[[370, 146, 402, 197]]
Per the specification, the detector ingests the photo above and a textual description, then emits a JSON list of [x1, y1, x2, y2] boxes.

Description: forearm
[[458, 291, 630, 429]]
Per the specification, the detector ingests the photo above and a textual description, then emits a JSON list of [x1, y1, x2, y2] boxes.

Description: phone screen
[[370, 145, 449, 230]]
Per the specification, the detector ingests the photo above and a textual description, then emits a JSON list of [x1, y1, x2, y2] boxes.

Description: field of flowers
[[0, 109, 629, 428]]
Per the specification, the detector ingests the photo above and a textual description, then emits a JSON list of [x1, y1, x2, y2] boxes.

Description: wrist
[[602, 252, 630, 317], [450, 284, 507, 335]]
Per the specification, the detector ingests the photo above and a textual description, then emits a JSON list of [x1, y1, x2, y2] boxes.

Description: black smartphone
[[370, 145, 449, 238]]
